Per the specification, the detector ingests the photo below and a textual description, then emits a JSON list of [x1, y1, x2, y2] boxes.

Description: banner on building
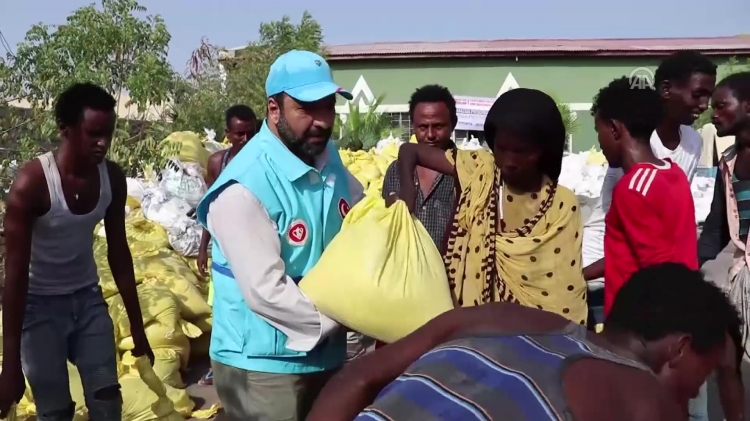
[[453, 95, 495, 131]]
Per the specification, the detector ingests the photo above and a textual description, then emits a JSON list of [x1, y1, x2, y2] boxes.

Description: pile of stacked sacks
[[339, 135, 487, 197], [5, 131, 222, 421]]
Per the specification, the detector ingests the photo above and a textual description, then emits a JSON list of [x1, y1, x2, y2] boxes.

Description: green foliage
[[333, 95, 402, 151], [172, 12, 326, 136], [228, 11, 325, 116], [694, 56, 750, 129], [556, 101, 579, 139], [169, 38, 231, 136], [5, 0, 175, 109], [108, 119, 175, 177], [0, 0, 178, 189]]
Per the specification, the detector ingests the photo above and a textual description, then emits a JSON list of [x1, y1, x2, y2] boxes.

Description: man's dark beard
[[277, 112, 332, 162]]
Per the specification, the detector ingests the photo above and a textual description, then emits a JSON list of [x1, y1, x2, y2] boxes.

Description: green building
[[323, 36, 750, 152]]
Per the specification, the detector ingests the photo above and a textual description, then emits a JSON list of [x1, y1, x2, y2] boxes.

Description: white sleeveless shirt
[[28, 152, 112, 295]]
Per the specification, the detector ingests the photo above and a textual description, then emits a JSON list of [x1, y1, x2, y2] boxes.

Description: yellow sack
[[137, 250, 212, 321], [339, 150, 352, 166], [99, 248, 210, 319], [125, 210, 170, 250], [122, 349, 184, 388], [380, 142, 400, 161], [300, 196, 454, 343], [353, 174, 369, 189], [162, 131, 210, 169], [178, 256, 211, 298], [119, 321, 198, 369], [108, 283, 196, 367], [189, 316, 212, 358], [126, 195, 141, 210], [120, 355, 191, 421]]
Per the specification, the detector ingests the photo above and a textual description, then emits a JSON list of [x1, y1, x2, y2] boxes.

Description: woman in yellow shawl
[[394, 88, 587, 325]]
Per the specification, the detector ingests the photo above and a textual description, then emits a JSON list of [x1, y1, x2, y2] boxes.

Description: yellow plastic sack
[[108, 283, 197, 367], [380, 142, 400, 160], [300, 196, 454, 343], [127, 195, 141, 210], [99, 248, 211, 320], [189, 316, 212, 358], [163, 131, 210, 169], [120, 355, 190, 421], [122, 349, 184, 388], [125, 210, 170, 250], [138, 250, 212, 321], [92, 210, 167, 256], [178, 256, 211, 298]]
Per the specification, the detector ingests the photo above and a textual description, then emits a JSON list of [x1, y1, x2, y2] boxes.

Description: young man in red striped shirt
[[592, 77, 699, 315]]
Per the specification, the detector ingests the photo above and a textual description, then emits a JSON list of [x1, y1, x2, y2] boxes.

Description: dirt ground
[[184, 358, 221, 421]]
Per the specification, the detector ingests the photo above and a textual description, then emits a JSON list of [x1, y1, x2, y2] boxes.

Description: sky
[[1, 0, 748, 72]]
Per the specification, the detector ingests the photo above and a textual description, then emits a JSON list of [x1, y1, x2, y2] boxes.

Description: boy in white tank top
[[0, 83, 153, 421]]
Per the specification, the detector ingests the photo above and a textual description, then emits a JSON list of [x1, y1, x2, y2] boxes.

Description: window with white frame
[[384, 112, 413, 140]]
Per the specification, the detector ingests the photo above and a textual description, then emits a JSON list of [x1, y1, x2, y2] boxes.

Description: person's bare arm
[[1, 162, 44, 373], [583, 259, 605, 281], [197, 154, 221, 276], [718, 333, 745, 421], [397, 143, 454, 212], [104, 161, 152, 362], [582, 168, 623, 281], [307, 303, 568, 420]]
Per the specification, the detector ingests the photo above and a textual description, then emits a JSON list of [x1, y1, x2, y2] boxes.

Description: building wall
[[330, 56, 740, 152]]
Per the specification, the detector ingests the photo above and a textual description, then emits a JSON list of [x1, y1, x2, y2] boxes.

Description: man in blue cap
[[196, 50, 364, 421]]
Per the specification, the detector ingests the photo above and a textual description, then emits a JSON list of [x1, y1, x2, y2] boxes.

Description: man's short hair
[[591, 76, 662, 142], [408, 84, 458, 127], [654, 51, 717, 87], [606, 263, 741, 357], [717, 72, 750, 103], [54, 83, 116, 127], [225, 105, 257, 128]]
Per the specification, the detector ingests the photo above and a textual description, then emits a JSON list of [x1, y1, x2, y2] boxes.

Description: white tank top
[[28, 152, 112, 295]]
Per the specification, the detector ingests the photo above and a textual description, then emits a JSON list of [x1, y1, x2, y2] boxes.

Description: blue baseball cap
[[265, 50, 353, 102]]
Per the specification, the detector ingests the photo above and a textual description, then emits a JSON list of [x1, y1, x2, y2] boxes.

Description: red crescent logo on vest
[[288, 220, 308, 246], [338, 198, 350, 218]]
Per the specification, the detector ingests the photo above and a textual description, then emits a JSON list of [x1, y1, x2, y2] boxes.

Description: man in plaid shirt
[[382, 85, 457, 253]]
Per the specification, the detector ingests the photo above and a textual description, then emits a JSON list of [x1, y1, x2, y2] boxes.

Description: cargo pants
[[212, 360, 335, 421]]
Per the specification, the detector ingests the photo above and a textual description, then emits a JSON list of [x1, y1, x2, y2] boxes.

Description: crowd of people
[[0, 46, 749, 421]]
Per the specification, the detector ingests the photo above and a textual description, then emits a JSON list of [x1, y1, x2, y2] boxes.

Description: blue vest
[[197, 122, 350, 374]]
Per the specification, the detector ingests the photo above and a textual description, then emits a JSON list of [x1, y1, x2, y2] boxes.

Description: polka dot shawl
[[444, 149, 587, 325]]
